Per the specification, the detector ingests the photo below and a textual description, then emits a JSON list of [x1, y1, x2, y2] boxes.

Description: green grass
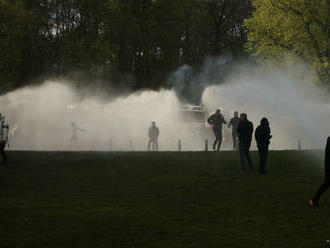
[[0, 151, 329, 248]]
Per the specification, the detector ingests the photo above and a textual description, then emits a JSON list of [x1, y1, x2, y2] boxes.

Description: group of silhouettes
[[207, 109, 271, 174], [0, 111, 328, 207], [147, 109, 329, 206]]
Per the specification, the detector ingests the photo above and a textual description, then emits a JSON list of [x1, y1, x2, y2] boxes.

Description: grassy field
[[0, 151, 329, 248]]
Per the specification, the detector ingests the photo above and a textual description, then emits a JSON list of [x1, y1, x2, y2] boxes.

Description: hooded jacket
[[255, 118, 272, 147]]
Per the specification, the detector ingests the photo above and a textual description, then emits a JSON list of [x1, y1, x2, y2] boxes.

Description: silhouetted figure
[[207, 109, 227, 151], [237, 113, 254, 170], [255, 118, 272, 174], [0, 114, 9, 164], [148, 121, 159, 151], [309, 137, 330, 207], [70, 121, 86, 150], [228, 111, 240, 149]]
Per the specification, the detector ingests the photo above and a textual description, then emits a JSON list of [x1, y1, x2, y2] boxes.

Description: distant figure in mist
[[70, 121, 86, 150], [309, 137, 330, 207], [207, 109, 227, 151], [255, 118, 272, 174], [237, 113, 254, 170], [228, 111, 240, 149], [0, 114, 9, 164], [148, 121, 159, 151]]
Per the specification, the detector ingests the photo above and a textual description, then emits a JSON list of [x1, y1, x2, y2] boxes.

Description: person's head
[[240, 113, 247, 120], [327, 136, 330, 145], [260, 117, 269, 127], [234, 111, 238, 117], [151, 121, 156, 127], [216, 109, 221, 115], [71, 121, 76, 128]]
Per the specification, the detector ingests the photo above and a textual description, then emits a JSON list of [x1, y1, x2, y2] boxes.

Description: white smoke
[[0, 60, 329, 151], [201, 65, 330, 150], [0, 81, 207, 151]]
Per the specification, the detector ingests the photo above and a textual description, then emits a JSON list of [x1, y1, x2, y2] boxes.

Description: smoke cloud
[[0, 59, 329, 151]]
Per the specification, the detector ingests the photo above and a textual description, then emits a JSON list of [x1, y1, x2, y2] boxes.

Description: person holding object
[[255, 118, 272, 174], [207, 109, 227, 151], [236, 113, 254, 170], [70, 121, 86, 150], [309, 136, 330, 207], [0, 114, 9, 164], [148, 121, 159, 151]]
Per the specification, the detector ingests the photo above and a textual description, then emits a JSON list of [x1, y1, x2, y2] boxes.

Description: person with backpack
[[309, 136, 330, 207]]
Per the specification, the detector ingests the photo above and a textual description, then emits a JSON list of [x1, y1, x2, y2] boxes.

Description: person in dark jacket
[[148, 121, 159, 151], [236, 113, 254, 170], [228, 111, 240, 149], [309, 136, 330, 207], [255, 118, 272, 174], [207, 109, 227, 151]]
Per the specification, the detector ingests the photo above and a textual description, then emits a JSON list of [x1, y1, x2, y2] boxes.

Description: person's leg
[[212, 128, 218, 150], [148, 138, 152, 151], [0, 141, 6, 164], [217, 132, 222, 151], [313, 179, 330, 203], [245, 144, 254, 170], [152, 138, 155, 151], [72, 136, 79, 150], [232, 133, 236, 149], [155, 138, 158, 151], [258, 146, 267, 174], [239, 141, 246, 170]]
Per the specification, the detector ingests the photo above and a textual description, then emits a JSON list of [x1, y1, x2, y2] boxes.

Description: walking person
[[255, 118, 272, 174], [148, 121, 159, 151], [70, 121, 86, 150], [207, 109, 227, 151], [0, 114, 9, 164], [236, 113, 254, 170], [309, 136, 330, 207], [228, 111, 240, 149]]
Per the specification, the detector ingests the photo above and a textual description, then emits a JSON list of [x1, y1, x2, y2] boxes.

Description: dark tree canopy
[[0, 0, 252, 94]]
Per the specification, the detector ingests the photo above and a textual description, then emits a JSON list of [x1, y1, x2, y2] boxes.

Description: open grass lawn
[[0, 151, 329, 248]]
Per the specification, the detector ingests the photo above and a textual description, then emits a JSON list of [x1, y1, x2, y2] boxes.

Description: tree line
[[0, 0, 251, 93], [0, 0, 328, 95]]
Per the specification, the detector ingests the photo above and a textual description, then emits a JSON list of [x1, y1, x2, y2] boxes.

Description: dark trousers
[[313, 178, 329, 202], [232, 133, 238, 149], [212, 128, 222, 151], [257, 146, 268, 174], [0, 141, 7, 164], [239, 140, 254, 170]]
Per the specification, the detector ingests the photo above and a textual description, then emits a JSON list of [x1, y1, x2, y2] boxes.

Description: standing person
[[236, 113, 254, 170], [228, 111, 240, 149], [70, 121, 86, 150], [255, 118, 272, 174], [309, 136, 330, 207], [207, 109, 227, 151], [0, 114, 9, 164], [148, 121, 159, 151]]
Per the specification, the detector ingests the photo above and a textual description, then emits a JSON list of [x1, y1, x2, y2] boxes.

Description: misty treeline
[[0, 0, 251, 93], [0, 0, 329, 95]]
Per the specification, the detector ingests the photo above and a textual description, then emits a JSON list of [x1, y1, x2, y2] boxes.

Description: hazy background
[[0, 60, 329, 151]]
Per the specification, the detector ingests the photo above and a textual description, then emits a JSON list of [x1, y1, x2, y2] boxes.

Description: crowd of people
[[147, 109, 329, 206], [206, 109, 271, 174]]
